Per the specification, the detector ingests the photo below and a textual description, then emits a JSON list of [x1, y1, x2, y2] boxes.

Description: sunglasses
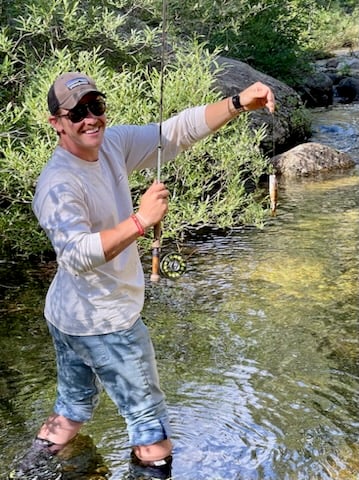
[[56, 99, 106, 123]]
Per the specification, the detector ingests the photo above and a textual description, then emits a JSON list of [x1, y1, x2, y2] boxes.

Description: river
[[0, 104, 358, 480]]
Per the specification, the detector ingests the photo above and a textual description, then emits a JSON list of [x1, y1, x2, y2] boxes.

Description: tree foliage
[[168, 0, 358, 85]]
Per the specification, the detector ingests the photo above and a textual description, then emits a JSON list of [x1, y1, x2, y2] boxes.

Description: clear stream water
[[0, 105, 358, 480]]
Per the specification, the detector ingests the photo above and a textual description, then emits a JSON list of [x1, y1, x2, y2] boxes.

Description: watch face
[[232, 94, 242, 110]]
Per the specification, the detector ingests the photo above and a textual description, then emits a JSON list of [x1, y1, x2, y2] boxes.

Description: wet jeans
[[47, 317, 171, 446]]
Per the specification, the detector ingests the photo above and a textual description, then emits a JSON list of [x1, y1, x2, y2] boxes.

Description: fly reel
[[159, 252, 186, 279]]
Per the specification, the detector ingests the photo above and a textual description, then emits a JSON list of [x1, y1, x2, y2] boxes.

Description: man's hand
[[137, 181, 169, 229], [239, 81, 275, 114]]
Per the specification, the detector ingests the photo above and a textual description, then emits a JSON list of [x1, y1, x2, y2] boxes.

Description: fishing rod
[[151, 3, 278, 277], [150, 0, 186, 282], [150, 0, 167, 283]]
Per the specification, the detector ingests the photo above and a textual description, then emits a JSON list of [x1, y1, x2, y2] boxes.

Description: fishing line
[[150, 0, 186, 281]]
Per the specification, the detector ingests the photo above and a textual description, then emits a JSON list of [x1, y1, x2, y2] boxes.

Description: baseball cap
[[47, 72, 105, 114]]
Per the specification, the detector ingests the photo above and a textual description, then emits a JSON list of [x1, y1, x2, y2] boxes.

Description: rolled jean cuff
[[53, 401, 95, 423], [129, 416, 172, 446]]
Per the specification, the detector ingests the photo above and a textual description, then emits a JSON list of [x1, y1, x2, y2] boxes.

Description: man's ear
[[49, 115, 64, 135]]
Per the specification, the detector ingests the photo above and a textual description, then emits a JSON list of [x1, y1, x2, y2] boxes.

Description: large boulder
[[298, 71, 334, 107], [270, 142, 355, 177], [305, 49, 359, 105], [335, 77, 359, 102], [213, 56, 309, 153]]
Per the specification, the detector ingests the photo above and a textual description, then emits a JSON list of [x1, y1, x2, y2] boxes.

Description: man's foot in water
[[126, 450, 172, 479], [9, 437, 62, 479]]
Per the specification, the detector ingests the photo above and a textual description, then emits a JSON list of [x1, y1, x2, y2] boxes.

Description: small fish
[[269, 174, 278, 215]]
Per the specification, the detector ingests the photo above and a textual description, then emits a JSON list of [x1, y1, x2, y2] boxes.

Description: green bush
[[302, 4, 359, 56]]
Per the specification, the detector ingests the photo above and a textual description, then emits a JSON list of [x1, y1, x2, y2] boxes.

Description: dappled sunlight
[[249, 255, 328, 300]]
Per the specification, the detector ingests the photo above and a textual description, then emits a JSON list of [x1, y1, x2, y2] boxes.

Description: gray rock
[[271, 142, 355, 177], [213, 56, 309, 152]]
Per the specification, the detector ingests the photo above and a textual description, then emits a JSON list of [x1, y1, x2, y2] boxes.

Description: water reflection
[[1, 117, 359, 478]]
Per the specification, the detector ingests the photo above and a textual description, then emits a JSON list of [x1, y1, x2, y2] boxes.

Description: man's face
[[50, 93, 107, 161]]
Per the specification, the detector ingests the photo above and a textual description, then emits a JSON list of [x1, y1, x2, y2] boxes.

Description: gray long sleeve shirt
[[32, 105, 211, 335]]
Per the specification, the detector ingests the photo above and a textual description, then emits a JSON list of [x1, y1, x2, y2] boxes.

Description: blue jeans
[[47, 317, 171, 446]]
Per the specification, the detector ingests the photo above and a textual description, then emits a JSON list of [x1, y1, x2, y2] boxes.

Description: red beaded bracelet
[[130, 214, 145, 236]]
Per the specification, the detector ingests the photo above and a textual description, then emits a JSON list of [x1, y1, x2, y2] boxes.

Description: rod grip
[[150, 222, 161, 282]]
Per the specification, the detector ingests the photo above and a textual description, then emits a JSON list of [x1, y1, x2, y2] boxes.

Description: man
[[16, 72, 275, 479]]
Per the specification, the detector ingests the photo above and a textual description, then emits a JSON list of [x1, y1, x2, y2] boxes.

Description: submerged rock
[[58, 434, 110, 479]]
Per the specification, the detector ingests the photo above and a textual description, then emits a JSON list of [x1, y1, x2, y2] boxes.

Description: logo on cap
[[65, 78, 91, 90]]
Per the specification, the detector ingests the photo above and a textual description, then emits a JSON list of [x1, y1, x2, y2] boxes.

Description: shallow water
[[0, 106, 358, 480], [309, 103, 359, 163]]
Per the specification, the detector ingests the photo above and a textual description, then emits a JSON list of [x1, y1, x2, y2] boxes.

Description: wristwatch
[[231, 94, 245, 113]]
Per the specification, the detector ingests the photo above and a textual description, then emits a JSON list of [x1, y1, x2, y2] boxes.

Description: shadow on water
[[1, 106, 359, 479]]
